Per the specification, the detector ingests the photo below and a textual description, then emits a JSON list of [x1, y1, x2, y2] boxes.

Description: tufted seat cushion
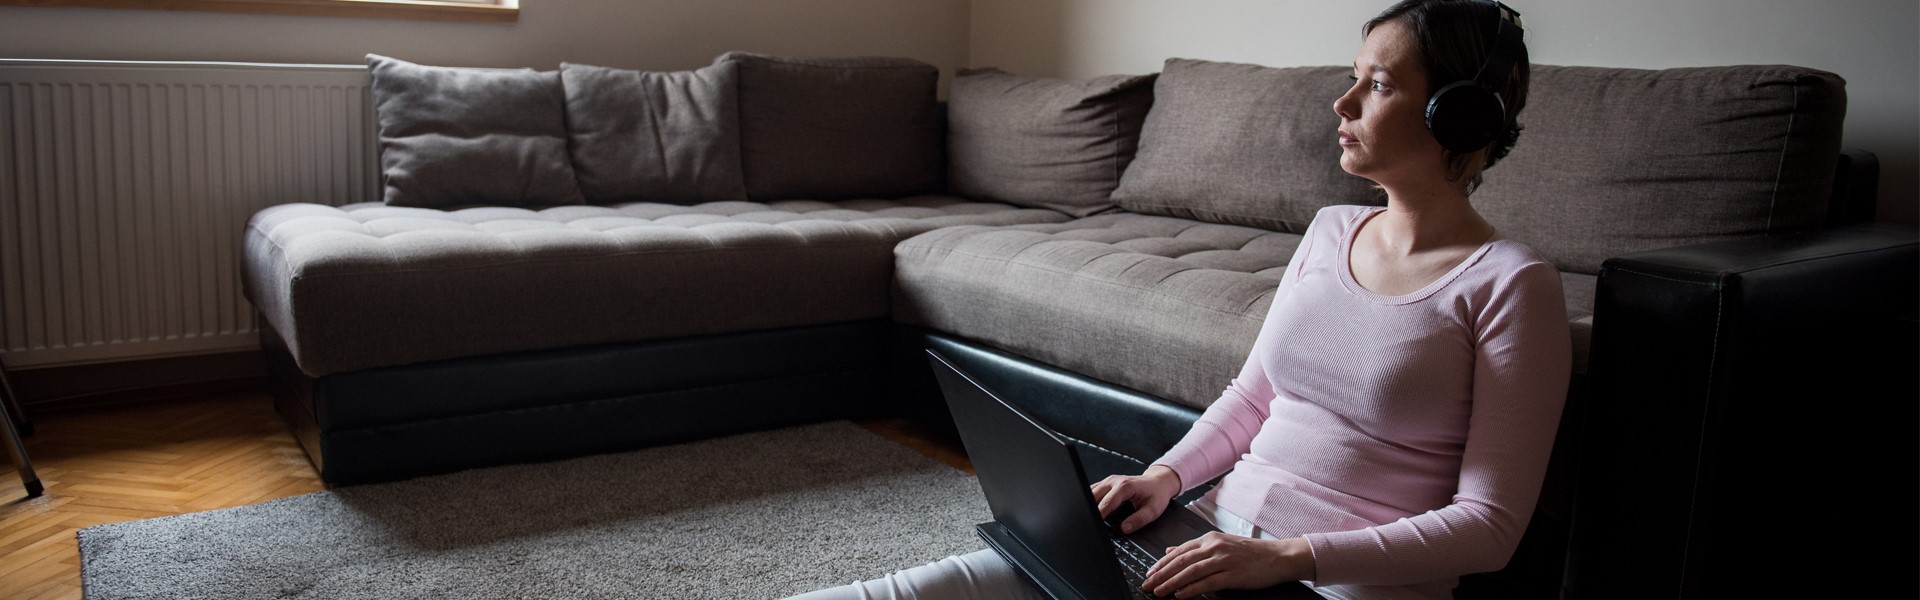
[[245, 196, 1068, 377], [893, 213, 1599, 409], [894, 213, 1298, 408]]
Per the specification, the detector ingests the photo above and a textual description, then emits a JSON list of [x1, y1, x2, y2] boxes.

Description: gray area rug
[[78, 421, 991, 599]]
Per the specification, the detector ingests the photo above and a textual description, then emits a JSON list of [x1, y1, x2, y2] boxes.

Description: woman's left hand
[[1140, 532, 1316, 599]]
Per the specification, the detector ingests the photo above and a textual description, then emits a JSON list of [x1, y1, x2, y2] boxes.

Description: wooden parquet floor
[[0, 390, 324, 600], [0, 388, 970, 599]]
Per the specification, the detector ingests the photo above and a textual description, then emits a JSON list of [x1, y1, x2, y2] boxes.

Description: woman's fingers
[[1141, 538, 1199, 586], [1091, 477, 1121, 515], [1120, 502, 1164, 534], [1171, 569, 1231, 600], [1093, 475, 1147, 518], [1147, 551, 1225, 598]]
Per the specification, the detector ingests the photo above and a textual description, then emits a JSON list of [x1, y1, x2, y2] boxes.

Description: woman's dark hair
[[1364, 0, 1529, 192]]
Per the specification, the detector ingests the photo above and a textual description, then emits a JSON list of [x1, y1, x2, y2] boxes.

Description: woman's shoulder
[[1470, 238, 1566, 304], [1480, 238, 1557, 275], [1306, 204, 1383, 239], [1311, 204, 1383, 224]]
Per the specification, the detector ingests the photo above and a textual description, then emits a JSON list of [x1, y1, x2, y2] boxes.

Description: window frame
[[0, 0, 519, 23]]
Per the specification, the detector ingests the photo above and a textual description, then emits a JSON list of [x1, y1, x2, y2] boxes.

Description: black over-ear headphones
[[1424, 0, 1524, 154]]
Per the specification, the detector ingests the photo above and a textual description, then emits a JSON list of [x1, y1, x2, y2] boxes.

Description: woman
[[792, 1, 1568, 598]]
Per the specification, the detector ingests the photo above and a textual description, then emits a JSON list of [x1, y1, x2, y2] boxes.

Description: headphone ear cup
[[1425, 81, 1506, 154]]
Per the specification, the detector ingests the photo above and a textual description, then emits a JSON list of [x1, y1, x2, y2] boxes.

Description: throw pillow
[[1112, 58, 1379, 233], [948, 68, 1157, 217], [1471, 65, 1846, 274], [716, 52, 943, 200], [560, 62, 747, 204], [365, 54, 584, 208]]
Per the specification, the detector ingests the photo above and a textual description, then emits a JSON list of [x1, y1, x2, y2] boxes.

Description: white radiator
[[0, 59, 378, 369]]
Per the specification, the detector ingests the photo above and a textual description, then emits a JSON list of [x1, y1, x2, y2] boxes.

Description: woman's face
[[1334, 20, 1449, 186]]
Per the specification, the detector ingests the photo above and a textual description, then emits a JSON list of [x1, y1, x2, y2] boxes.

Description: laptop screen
[[931, 350, 1130, 599]]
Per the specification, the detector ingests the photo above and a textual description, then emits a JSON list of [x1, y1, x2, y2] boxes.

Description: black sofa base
[[266, 321, 890, 485]]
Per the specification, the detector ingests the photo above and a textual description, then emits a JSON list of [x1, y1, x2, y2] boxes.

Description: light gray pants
[[784, 548, 1047, 600], [783, 493, 1366, 600]]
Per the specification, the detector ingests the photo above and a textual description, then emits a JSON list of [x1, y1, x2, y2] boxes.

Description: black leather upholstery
[[1828, 149, 1880, 224], [1569, 222, 1918, 598], [893, 328, 1220, 501], [267, 321, 889, 485], [314, 323, 889, 431]]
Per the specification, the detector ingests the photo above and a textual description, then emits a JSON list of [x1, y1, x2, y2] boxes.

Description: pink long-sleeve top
[[1153, 205, 1571, 598]]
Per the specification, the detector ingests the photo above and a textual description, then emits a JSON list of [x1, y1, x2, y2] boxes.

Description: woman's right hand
[[1090, 465, 1184, 534]]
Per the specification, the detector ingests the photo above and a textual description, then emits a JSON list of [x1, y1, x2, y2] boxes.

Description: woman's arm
[[1303, 261, 1572, 585], [1148, 211, 1329, 494], [1096, 210, 1339, 538]]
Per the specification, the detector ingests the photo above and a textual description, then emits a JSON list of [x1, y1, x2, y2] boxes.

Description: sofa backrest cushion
[[365, 54, 584, 208], [1474, 65, 1847, 274], [559, 62, 747, 204], [948, 68, 1157, 217], [1112, 59, 1381, 233], [718, 52, 944, 200]]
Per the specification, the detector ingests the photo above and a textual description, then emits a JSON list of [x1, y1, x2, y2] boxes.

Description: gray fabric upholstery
[[894, 214, 1299, 408], [894, 213, 1603, 408], [719, 52, 944, 201], [1474, 65, 1847, 275], [244, 197, 1068, 377], [559, 62, 747, 204], [365, 54, 584, 208], [1112, 59, 1381, 233], [948, 68, 1157, 217]]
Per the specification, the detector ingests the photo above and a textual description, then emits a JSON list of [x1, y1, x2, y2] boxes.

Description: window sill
[[0, 0, 518, 23]]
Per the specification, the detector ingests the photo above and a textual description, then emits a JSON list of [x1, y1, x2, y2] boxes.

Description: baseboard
[[10, 350, 268, 413]]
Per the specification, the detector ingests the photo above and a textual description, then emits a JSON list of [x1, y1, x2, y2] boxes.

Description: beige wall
[[0, 0, 971, 79], [970, 0, 1920, 224], [1, 0, 1912, 222]]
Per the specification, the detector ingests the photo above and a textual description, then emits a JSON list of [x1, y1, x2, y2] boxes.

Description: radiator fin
[[0, 61, 377, 368]]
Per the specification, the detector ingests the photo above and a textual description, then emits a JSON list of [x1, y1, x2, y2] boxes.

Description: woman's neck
[[1369, 182, 1494, 256]]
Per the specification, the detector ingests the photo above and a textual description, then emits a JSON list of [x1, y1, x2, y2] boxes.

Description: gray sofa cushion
[[718, 52, 944, 200], [948, 68, 1157, 217], [894, 214, 1601, 409], [1474, 65, 1848, 274], [559, 62, 747, 204], [244, 197, 1068, 377], [895, 214, 1299, 408], [365, 54, 584, 208], [1112, 59, 1380, 233]]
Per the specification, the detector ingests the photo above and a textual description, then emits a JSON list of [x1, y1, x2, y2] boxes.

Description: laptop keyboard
[[1111, 535, 1220, 600]]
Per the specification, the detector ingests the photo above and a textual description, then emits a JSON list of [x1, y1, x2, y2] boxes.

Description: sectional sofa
[[242, 51, 1916, 599]]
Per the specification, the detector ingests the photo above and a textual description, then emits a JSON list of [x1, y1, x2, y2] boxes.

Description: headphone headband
[[1471, 1, 1524, 98], [1423, 0, 1526, 154]]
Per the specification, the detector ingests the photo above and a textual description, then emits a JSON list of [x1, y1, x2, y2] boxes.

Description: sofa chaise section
[[246, 197, 1065, 483], [246, 197, 1065, 377]]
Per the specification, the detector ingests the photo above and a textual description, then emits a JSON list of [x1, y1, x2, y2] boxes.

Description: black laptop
[[929, 349, 1320, 600]]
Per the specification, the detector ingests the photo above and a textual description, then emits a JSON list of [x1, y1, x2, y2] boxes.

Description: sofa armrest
[[1568, 223, 1918, 598], [1827, 149, 1880, 225]]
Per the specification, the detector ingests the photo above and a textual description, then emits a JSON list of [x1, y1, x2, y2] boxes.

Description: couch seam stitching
[[1607, 267, 1716, 286], [1679, 282, 1726, 596], [294, 238, 903, 280], [1052, 431, 1148, 466], [1766, 78, 1798, 231]]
